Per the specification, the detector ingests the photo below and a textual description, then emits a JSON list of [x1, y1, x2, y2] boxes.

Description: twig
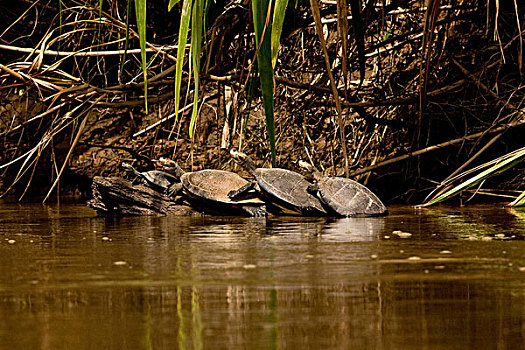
[[0, 102, 68, 137], [442, 58, 525, 181], [350, 118, 525, 176], [97, 91, 174, 107], [0, 63, 26, 81], [132, 93, 220, 138], [78, 142, 154, 163], [42, 95, 105, 202], [0, 43, 185, 56], [310, 0, 349, 177], [42, 112, 89, 203], [0, 0, 41, 39]]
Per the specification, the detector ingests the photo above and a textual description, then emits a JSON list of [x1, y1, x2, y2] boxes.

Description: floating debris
[[393, 230, 412, 238], [7, 239, 15, 245], [407, 256, 421, 260], [243, 264, 257, 269], [440, 250, 452, 254], [102, 236, 110, 241], [113, 261, 127, 266], [370, 254, 378, 259], [494, 234, 515, 240]]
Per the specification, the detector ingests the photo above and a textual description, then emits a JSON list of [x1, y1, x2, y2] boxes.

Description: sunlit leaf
[[252, 0, 276, 166], [98, 0, 103, 34], [271, 0, 289, 68], [421, 147, 525, 207], [189, 0, 204, 138], [509, 190, 525, 207], [168, 0, 182, 11], [173, 0, 192, 123], [134, 0, 148, 112]]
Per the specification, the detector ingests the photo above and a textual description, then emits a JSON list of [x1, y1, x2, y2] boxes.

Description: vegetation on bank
[[0, 0, 523, 205]]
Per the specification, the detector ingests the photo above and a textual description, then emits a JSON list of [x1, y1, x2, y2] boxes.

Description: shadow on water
[[0, 204, 524, 349]]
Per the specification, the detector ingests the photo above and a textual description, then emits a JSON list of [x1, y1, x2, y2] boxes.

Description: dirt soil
[[1, 0, 524, 204]]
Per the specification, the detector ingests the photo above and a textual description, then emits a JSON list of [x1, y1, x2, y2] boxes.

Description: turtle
[[228, 150, 326, 216], [158, 158, 267, 217], [298, 161, 387, 217], [122, 162, 181, 196], [157, 157, 185, 179]]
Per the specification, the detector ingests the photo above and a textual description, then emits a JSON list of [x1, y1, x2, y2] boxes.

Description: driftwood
[[87, 176, 197, 216]]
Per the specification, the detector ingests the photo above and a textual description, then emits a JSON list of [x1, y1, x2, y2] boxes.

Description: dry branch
[[350, 119, 525, 177]]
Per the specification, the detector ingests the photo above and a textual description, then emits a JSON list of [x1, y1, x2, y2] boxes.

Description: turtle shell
[[253, 168, 326, 215], [317, 177, 387, 217], [181, 169, 262, 205], [141, 170, 179, 191]]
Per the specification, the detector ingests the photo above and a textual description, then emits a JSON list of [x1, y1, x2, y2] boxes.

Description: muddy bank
[[0, 1, 524, 204]]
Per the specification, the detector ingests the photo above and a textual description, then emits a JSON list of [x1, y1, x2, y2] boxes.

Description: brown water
[[0, 204, 525, 349]]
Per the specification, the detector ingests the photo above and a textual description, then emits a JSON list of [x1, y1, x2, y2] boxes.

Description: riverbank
[[1, 1, 523, 204]]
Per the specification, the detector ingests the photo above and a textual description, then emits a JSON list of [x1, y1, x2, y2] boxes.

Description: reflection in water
[[322, 216, 387, 241], [0, 204, 524, 349]]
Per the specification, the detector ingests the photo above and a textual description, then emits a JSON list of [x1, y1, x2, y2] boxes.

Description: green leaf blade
[[189, 0, 204, 138], [253, 0, 276, 166], [134, 0, 148, 112], [421, 147, 525, 207], [168, 0, 182, 11], [174, 0, 192, 123], [510, 190, 525, 207], [271, 0, 289, 68]]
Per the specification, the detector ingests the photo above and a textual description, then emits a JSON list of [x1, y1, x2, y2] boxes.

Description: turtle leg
[[122, 163, 142, 185], [242, 204, 267, 217], [306, 183, 319, 195], [228, 181, 256, 199], [166, 182, 183, 197]]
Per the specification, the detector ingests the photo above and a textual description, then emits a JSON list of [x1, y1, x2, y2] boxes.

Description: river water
[[0, 203, 524, 349]]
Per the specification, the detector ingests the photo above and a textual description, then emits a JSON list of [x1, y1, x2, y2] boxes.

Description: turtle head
[[121, 162, 134, 172], [122, 162, 140, 177], [158, 157, 185, 179], [298, 160, 323, 181], [230, 149, 257, 173]]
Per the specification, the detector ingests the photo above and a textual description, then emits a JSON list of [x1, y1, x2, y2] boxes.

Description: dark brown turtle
[[157, 157, 186, 195], [229, 150, 326, 216], [298, 161, 387, 217], [159, 158, 266, 217], [122, 162, 180, 196]]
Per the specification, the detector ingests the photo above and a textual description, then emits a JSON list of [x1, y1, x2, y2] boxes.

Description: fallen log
[[87, 176, 197, 216]]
